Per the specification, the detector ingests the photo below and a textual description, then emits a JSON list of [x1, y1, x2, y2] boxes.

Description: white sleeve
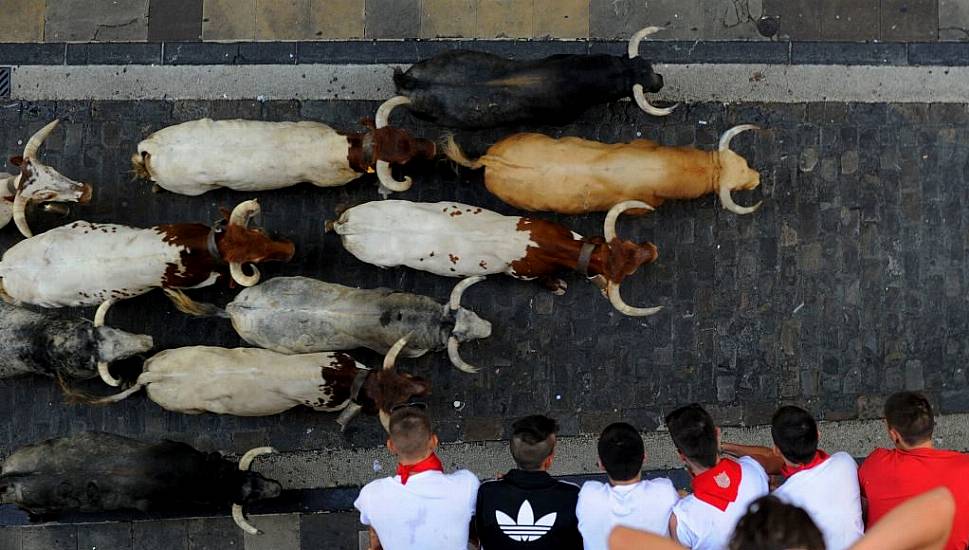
[[575, 485, 591, 529], [673, 507, 697, 547], [354, 484, 373, 526], [466, 472, 481, 516]]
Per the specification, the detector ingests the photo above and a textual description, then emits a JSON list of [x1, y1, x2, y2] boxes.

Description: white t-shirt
[[672, 456, 769, 550], [772, 452, 864, 550], [576, 478, 680, 550], [354, 469, 480, 550]]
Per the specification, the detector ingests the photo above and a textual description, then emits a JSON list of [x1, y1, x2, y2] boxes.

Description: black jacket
[[475, 469, 582, 550]]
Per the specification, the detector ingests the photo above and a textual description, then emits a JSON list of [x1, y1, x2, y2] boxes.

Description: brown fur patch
[[345, 127, 436, 174], [154, 224, 223, 288], [364, 370, 431, 415], [218, 224, 295, 265]]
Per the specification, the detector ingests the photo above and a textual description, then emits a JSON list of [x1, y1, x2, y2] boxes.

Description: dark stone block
[[792, 42, 907, 65], [187, 517, 242, 550], [820, 0, 880, 40], [0, 527, 21, 550], [21, 525, 76, 550], [908, 42, 969, 65], [148, 0, 203, 42], [76, 522, 132, 550], [590, 40, 788, 64], [0, 43, 65, 65], [300, 513, 362, 550], [66, 43, 162, 65], [133, 520, 188, 550], [881, 0, 938, 41], [236, 42, 296, 64], [764, 0, 822, 40], [365, 0, 420, 39], [163, 42, 238, 64]]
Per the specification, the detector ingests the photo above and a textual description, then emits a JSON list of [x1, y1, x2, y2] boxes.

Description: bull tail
[[130, 151, 151, 181], [442, 135, 485, 170], [164, 289, 229, 318], [58, 375, 145, 405]]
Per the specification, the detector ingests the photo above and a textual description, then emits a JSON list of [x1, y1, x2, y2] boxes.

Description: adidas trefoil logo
[[496, 500, 557, 542]]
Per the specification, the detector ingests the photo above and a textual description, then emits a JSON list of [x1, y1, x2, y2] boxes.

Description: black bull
[[0, 432, 280, 529], [390, 51, 665, 129]]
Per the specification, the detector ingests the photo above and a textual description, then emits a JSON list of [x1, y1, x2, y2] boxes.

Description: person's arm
[[668, 513, 679, 542], [850, 487, 954, 550], [468, 517, 480, 549], [720, 442, 786, 475], [368, 527, 383, 550], [609, 526, 686, 550]]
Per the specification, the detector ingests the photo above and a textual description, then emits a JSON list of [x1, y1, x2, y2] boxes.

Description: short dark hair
[[665, 404, 718, 469], [597, 422, 645, 481], [510, 415, 559, 471], [389, 407, 433, 459], [885, 391, 935, 446], [771, 406, 819, 465], [729, 496, 825, 550]]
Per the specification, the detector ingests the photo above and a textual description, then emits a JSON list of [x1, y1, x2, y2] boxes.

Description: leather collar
[[575, 242, 596, 276], [207, 219, 225, 264]]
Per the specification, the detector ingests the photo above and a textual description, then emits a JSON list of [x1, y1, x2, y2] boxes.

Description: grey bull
[[167, 275, 492, 373]]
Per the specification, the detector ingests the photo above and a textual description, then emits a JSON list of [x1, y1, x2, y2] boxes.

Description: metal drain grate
[[0, 68, 9, 99]]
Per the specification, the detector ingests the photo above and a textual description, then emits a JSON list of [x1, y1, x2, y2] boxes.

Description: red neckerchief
[[780, 450, 830, 478], [396, 453, 444, 485], [692, 458, 742, 511]]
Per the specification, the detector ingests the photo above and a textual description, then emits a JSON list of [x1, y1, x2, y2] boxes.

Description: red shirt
[[859, 447, 969, 550]]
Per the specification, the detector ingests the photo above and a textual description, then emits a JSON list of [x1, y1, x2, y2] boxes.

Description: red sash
[[396, 453, 444, 485], [693, 459, 742, 511], [780, 450, 830, 478]]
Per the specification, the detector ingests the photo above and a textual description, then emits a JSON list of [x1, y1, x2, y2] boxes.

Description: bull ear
[[409, 378, 431, 397], [9, 156, 23, 167]]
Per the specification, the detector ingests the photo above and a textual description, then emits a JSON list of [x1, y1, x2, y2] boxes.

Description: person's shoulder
[[359, 476, 397, 500], [644, 477, 679, 499], [859, 448, 893, 475], [449, 468, 481, 488], [578, 480, 607, 503], [738, 455, 769, 478], [555, 477, 581, 494], [827, 451, 860, 471]]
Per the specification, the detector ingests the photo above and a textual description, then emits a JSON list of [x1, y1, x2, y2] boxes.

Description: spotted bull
[[0, 432, 281, 534], [85, 337, 429, 431], [0, 200, 294, 386], [444, 125, 763, 215], [5, 120, 93, 237], [0, 301, 152, 381], [330, 200, 662, 316], [166, 275, 492, 373], [132, 118, 435, 197]]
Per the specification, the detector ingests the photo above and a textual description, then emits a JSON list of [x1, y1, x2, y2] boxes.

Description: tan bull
[[444, 125, 762, 215]]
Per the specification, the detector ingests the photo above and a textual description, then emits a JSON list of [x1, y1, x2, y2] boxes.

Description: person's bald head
[[388, 407, 437, 463]]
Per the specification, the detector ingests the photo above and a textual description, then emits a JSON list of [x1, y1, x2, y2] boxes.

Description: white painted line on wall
[[10, 63, 969, 103]]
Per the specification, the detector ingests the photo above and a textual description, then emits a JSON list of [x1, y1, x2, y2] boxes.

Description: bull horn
[[376, 161, 413, 195], [449, 276, 485, 311], [23, 120, 60, 159], [12, 192, 31, 238], [228, 200, 262, 287], [232, 445, 276, 535], [604, 200, 653, 242], [94, 299, 121, 387], [379, 410, 391, 432], [375, 96, 411, 129], [717, 124, 762, 215], [383, 336, 409, 370], [627, 28, 676, 117], [448, 336, 479, 374], [607, 283, 663, 317]]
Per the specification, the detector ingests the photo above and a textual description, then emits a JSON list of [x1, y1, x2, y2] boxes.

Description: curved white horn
[[379, 410, 391, 432], [239, 446, 276, 471], [228, 200, 263, 286], [230, 263, 261, 287], [607, 283, 663, 317], [448, 336, 480, 374], [232, 504, 261, 535], [449, 276, 486, 311], [627, 26, 663, 59], [719, 185, 762, 215], [376, 161, 413, 194], [719, 124, 759, 152], [94, 299, 121, 387], [375, 96, 411, 129], [23, 120, 60, 159], [633, 86, 678, 117], [12, 192, 31, 238], [383, 336, 409, 370], [604, 200, 653, 242]]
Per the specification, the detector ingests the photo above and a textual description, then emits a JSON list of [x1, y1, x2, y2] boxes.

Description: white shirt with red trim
[[354, 469, 479, 550], [672, 456, 769, 550], [772, 451, 863, 550], [576, 477, 680, 550]]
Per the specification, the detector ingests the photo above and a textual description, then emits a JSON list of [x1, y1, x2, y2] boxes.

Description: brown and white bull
[[5, 120, 93, 237], [330, 200, 661, 316], [0, 200, 294, 386], [443, 125, 762, 215], [132, 118, 435, 197], [85, 337, 428, 431]]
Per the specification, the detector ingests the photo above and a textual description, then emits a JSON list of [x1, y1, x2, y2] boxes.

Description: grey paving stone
[[364, 0, 420, 39], [244, 514, 299, 550], [590, 0, 654, 39], [820, 0, 879, 40], [300, 513, 361, 550], [148, 0, 203, 41], [187, 517, 243, 550], [133, 520, 188, 550], [702, 0, 769, 40], [45, 0, 149, 42], [20, 525, 76, 550], [881, 0, 938, 41], [0, 527, 21, 550], [908, 42, 969, 64], [792, 42, 907, 65], [66, 43, 162, 65], [939, 0, 969, 41], [0, 44, 65, 65], [764, 0, 821, 40], [76, 522, 133, 550]]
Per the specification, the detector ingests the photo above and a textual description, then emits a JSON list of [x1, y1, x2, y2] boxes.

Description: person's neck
[[897, 439, 934, 451], [688, 456, 720, 477], [398, 450, 434, 467], [609, 474, 642, 486], [516, 466, 549, 473]]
